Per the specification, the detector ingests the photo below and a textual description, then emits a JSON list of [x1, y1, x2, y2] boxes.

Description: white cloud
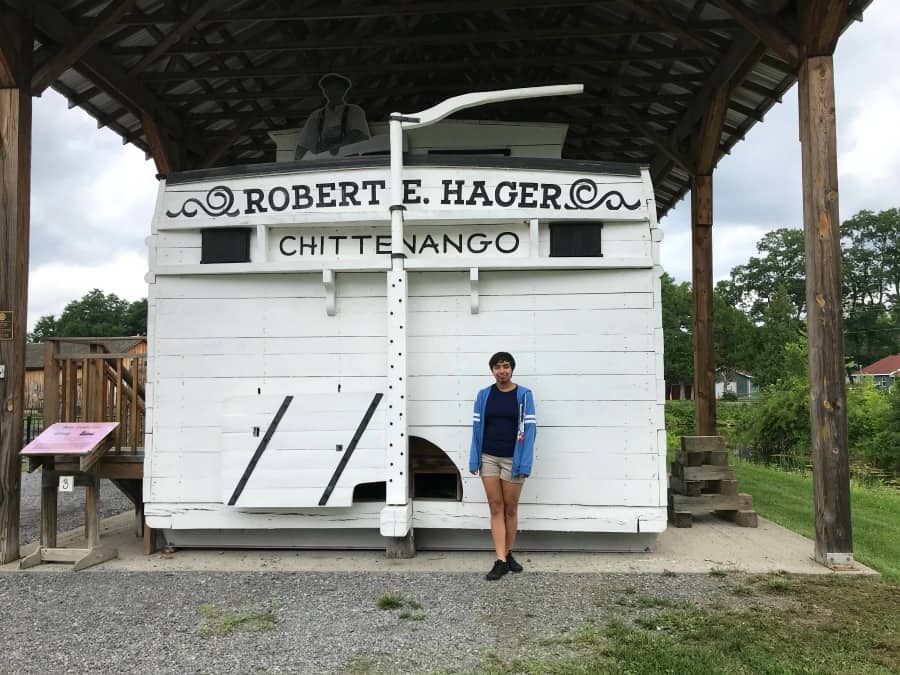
[[28, 250, 149, 330]]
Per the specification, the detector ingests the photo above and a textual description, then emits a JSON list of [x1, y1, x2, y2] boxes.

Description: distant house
[[853, 354, 900, 389], [665, 381, 693, 400], [715, 369, 758, 400], [24, 337, 147, 410]]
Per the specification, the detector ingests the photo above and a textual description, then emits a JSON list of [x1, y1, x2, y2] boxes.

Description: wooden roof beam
[[799, 0, 847, 56], [140, 110, 180, 175], [715, 0, 799, 68], [617, 105, 693, 174], [695, 82, 730, 174], [137, 49, 710, 83], [129, 0, 230, 75], [32, 0, 203, 161], [118, 0, 601, 25], [613, 0, 716, 54], [30, 0, 136, 94]]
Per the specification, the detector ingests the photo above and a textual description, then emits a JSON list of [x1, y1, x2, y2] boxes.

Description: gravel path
[[0, 570, 779, 674], [18, 470, 135, 545]]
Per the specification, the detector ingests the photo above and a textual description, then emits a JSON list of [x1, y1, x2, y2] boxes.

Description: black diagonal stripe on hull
[[319, 393, 384, 506], [228, 395, 294, 506]]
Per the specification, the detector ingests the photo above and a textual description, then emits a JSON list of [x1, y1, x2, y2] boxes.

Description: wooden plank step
[[715, 509, 759, 528], [676, 449, 729, 467], [681, 436, 725, 453], [682, 465, 735, 481], [670, 492, 753, 514]]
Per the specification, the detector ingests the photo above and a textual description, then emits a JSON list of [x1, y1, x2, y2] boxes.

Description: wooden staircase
[[668, 435, 758, 528]]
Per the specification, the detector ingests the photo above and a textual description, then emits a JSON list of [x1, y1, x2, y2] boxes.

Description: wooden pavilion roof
[[12, 0, 872, 216]]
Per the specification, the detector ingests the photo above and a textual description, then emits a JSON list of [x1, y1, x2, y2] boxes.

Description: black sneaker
[[485, 559, 509, 580], [506, 552, 523, 573]]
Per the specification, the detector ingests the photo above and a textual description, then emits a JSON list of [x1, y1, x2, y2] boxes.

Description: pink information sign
[[21, 422, 119, 456]]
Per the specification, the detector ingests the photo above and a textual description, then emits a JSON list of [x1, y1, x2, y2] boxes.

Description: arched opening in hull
[[410, 436, 463, 501]]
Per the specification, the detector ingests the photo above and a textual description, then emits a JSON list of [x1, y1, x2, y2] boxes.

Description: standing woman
[[469, 352, 537, 580]]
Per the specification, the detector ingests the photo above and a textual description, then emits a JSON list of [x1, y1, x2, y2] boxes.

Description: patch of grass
[[709, 567, 729, 577], [197, 602, 278, 637], [480, 576, 900, 674], [764, 577, 792, 593], [732, 458, 900, 580], [398, 610, 425, 621], [635, 595, 679, 609], [621, 584, 636, 595], [732, 584, 754, 597], [406, 599, 423, 610], [661, 569, 677, 577], [376, 592, 404, 610]]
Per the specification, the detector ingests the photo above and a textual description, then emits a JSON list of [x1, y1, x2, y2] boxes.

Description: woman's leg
[[481, 476, 507, 560], [500, 479, 524, 555]]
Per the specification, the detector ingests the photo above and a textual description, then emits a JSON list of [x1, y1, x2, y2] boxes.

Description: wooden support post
[[0, 4, 32, 564], [43, 341, 60, 426], [798, 53, 852, 564], [691, 174, 715, 435]]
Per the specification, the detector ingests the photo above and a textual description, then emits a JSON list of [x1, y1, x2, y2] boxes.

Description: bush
[[720, 391, 739, 402], [847, 381, 891, 467], [740, 377, 810, 467], [869, 385, 900, 473]]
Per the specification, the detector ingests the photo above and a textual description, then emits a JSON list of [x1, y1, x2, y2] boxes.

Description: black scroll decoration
[[565, 179, 641, 211], [166, 185, 240, 218]]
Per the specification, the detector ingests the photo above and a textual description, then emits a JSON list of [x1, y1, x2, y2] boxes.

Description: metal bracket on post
[[322, 269, 335, 316], [470, 268, 479, 314]]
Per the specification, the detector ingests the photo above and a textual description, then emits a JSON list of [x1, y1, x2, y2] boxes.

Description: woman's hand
[[470, 469, 478, 476]]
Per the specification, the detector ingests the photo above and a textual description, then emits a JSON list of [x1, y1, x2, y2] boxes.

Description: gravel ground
[[18, 470, 135, 545], [0, 569, 783, 674]]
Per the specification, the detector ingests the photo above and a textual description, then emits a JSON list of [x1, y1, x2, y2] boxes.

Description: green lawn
[[732, 460, 900, 580], [477, 575, 900, 674]]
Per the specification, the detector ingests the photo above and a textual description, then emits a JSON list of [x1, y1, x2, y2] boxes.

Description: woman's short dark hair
[[489, 352, 516, 371]]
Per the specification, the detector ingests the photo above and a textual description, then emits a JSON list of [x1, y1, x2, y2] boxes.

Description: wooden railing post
[[42, 340, 60, 427]]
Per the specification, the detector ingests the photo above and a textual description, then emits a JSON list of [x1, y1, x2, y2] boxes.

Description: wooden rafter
[[716, 0, 799, 67], [30, 0, 136, 94], [128, 0, 230, 74]]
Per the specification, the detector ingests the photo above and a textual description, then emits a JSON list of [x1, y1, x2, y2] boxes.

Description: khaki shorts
[[480, 454, 526, 484]]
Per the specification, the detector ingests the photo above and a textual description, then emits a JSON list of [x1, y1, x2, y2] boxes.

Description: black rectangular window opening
[[201, 228, 252, 264], [549, 221, 604, 258]]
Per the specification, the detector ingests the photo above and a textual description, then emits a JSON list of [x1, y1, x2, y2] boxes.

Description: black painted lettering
[[268, 186, 290, 211], [495, 181, 518, 207], [298, 236, 318, 255], [279, 235, 297, 256], [330, 235, 347, 254], [292, 185, 313, 209], [443, 233, 463, 253], [441, 179, 466, 205], [540, 183, 562, 209], [404, 235, 417, 254], [465, 180, 493, 206], [351, 234, 370, 254], [317, 183, 337, 207], [420, 234, 439, 254], [467, 233, 490, 254], [339, 181, 361, 206], [403, 179, 422, 205], [495, 231, 520, 254], [244, 188, 267, 214], [518, 182, 538, 208], [361, 180, 386, 205], [376, 235, 392, 254]]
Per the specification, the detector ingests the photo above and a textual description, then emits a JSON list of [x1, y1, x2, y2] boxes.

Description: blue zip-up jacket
[[469, 385, 537, 477]]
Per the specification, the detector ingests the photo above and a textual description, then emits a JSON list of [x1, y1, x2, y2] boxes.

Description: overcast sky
[[25, 1, 900, 329]]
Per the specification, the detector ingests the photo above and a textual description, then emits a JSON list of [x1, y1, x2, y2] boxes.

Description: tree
[[28, 315, 59, 342], [28, 289, 147, 341], [753, 285, 802, 387], [714, 285, 759, 384], [729, 227, 807, 322], [660, 273, 693, 384]]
